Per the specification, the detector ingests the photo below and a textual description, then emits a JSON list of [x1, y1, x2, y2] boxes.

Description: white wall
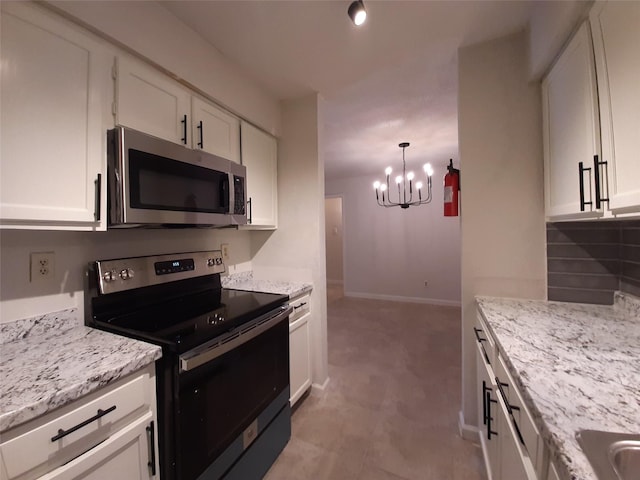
[[324, 197, 344, 284], [458, 31, 546, 432], [46, 0, 281, 135], [251, 94, 329, 389], [528, 0, 593, 80], [325, 166, 461, 306]]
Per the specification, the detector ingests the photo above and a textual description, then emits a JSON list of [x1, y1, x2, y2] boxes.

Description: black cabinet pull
[[146, 421, 157, 476], [181, 115, 188, 144], [94, 173, 101, 221], [51, 405, 116, 442], [293, 302, 308, 310], [593, 154, 609, 209], [495, 377, 526, 446], [247, 197, 252, 224], [197, 121, 204, 148], [486, 391, 498, 440], [482, 380, 489, 425], [473, 327, 486, 343], [578, 161, 593, 212]]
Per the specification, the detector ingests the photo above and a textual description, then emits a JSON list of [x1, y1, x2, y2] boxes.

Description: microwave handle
[[221, 173, 230, 213]]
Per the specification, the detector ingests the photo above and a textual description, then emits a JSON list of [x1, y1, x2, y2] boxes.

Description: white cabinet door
[[116, 55, 191, 146], [289, 314, 311, 405], [39, 413, 155, 480], [542, 22, 602, 220], [476, 340, 499, 480], [192, 97, 240, 163], [590, 1, 640, 215], [0, 2, 111, 229], [240, 121, 278, 229]]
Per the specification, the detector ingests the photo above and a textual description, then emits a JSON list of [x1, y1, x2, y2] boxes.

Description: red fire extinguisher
[[444, 159, 460, 217]]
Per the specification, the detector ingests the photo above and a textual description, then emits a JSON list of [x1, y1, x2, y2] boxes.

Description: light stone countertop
[[0, 309, 162, 433], [222, 271, 312, 299], [476, 292, 640, 480]]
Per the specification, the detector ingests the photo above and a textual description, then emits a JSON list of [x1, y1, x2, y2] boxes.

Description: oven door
[[108, 126, 238, 226], [176, 306, 291, 480]]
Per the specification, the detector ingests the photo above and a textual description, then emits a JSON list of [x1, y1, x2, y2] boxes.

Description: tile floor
[[264, 289, 486, 480]]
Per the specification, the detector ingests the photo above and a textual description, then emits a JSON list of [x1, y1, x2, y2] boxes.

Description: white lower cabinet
[[0, 365, 159, 480], [475, 312, 542, 480], [0, 1, 112, 230], [289, 294, 311, 405]]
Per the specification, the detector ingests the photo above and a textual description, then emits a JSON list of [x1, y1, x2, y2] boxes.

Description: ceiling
[[161, 1, 537, 181]]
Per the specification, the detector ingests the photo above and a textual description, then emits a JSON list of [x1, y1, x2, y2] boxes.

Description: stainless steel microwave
[[107, 126, 246, 227]]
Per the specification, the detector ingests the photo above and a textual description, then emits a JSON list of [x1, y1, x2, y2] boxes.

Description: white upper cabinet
[[0, 2, 112, 230], [240, 121, 278, 229], [590, 0, 640, 215], [116, 56, 240, 163], [192, 97, 240, 163], [542, 22, 602, 220], [116, 56, 191, 146]]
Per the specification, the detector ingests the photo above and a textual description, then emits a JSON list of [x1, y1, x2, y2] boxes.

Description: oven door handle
[[179, 305, 293, 372]]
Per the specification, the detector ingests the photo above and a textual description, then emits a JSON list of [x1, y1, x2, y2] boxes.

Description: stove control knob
[[102, 270, 115, 282], [119, 268, 135, 280], [207, 258, 215, 267]]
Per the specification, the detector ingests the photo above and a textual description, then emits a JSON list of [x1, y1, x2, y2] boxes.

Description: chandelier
[[373, 142, 434, 209]]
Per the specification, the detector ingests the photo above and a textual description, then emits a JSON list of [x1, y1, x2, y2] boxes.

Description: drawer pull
[[496, 378, 526, 446], [146, 421, 157, 476], [50, 405, 117, 442], [473, 327, 486, 343], [293, 302, 308, 310]]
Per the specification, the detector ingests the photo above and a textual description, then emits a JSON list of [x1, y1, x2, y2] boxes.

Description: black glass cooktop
[[94, 288, 288, 353]]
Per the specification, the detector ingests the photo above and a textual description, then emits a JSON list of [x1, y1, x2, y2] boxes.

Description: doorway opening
[[324, 196, 344, 302]]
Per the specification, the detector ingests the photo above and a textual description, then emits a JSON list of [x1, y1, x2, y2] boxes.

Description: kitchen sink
[[576, 430, 640, 480]]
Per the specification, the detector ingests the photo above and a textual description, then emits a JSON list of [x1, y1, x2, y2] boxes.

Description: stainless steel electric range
[[85, 250, 292, 480]]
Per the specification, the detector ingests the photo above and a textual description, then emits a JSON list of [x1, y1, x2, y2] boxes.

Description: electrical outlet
[[221, 243, 230, 261], [30, 252, 55, 283]]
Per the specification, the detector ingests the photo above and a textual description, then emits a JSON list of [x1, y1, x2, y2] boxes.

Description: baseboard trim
[[344, 291, 461, 307], [458, 410, 480, 441], [311, 377, 330, 393]]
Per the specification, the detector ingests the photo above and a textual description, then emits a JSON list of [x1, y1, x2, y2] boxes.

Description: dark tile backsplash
[[547, 220, 640, 304]]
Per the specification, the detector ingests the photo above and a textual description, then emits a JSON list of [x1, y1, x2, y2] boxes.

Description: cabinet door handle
[[486, 391, 498, 440], [293, 302, 308, 310], [181, 115, 188, 144], [593, 154, 609, 209], [578, 161, 593, 212], [197, 120, 204, 148], [146, 421, 157, 476], [51, 405, 116, 442], [247, 197, 252, 224], [94, 173, 101, 221], [482, 380, 489, 425]]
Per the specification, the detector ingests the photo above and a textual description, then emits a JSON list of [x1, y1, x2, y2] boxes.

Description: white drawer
[[289, 294, 310, 324], [495, 352, 542, 475], [1, 370, 152, 480], [475, 312, 496, 367]]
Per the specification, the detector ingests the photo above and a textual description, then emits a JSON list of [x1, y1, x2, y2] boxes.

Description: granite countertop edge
[[222, 271, 313, 299], [475, 293, 640, 480], [0, 309, 162, 433]]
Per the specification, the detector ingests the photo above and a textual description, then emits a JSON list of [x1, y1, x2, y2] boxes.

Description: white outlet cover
[[30, 252, 55, 283]]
